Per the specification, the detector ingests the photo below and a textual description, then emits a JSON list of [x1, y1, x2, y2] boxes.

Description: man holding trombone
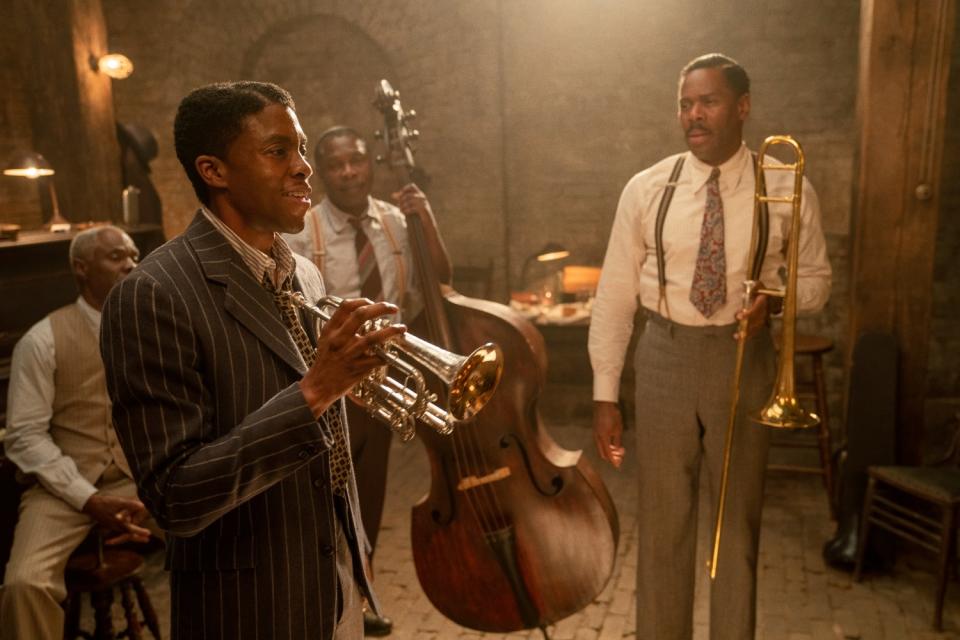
[[589, 54, 831, 638]]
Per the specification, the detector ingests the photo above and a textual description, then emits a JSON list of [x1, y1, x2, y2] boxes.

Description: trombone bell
[[751, 394, 819, 429]]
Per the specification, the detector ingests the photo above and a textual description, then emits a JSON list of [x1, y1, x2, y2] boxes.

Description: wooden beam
[[849, 0, 955, 463], [11, 0, 122, 223]]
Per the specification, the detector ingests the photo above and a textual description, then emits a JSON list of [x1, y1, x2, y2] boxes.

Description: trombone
[[284, 292, 504, 443], [709, 135, 820, 580]]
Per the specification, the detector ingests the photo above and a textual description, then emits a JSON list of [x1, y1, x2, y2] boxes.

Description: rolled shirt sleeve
[[589, 175, 645, 403], [4, 319, 97, 511]]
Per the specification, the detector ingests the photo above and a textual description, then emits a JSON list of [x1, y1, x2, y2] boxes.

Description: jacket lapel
[[185, 212, 307, 375]]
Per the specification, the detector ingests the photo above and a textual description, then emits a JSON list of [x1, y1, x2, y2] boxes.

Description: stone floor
[[99, 424, 960, 639]]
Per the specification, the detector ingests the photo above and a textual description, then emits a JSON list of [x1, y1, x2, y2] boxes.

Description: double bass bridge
[[456, 466, 511, 491]]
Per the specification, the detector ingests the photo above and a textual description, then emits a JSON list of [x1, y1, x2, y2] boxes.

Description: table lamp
[[3, 152, 71, 231], [520, 242, 570, 298]]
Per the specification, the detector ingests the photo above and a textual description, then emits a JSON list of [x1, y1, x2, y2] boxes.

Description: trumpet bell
[[751, 394, 820, 430], [447, 343, 503, 421]]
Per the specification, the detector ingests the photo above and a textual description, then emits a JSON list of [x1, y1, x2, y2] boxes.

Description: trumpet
[[709, 135, 820, 580], [283, 292, 504, 442]]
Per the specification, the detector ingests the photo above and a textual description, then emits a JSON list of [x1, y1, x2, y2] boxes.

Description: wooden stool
[[854, 466, 960, 631], [769, 332, 835, 516], [63, 539, 161, 640]]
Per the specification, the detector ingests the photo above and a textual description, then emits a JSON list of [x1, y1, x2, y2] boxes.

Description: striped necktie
[[269, 281, 352, 493], [689, 167, 727, 318], [350, 217, 383, 301]]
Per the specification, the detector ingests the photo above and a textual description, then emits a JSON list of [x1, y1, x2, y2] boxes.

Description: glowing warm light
[[97, 53, 134, 79], [4, 153, 55, 179], [3, 166, 54, 179], [537, 249, 571, 262]]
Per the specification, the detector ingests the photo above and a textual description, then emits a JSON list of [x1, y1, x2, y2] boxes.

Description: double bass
[[373, 80, 618, 638]]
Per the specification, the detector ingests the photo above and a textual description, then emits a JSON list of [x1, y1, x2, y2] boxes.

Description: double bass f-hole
[[499, 434, 564, 497]]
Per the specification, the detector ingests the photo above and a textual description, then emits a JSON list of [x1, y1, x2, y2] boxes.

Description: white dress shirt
[[202, 207, 296, 289], [284, 196, 422, 321], [4, 297, 102, 510], [589, 143, 832, 402]]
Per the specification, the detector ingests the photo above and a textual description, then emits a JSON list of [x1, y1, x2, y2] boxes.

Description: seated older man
[[1, 226, 152, 640]]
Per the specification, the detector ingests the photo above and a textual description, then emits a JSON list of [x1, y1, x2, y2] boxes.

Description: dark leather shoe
[[363, 610, 393, 637]]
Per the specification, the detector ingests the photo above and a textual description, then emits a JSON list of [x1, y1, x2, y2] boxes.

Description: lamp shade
[[519, 242, 571, 292], [3, 152, 54, 179], [534, 242, 570, 263]]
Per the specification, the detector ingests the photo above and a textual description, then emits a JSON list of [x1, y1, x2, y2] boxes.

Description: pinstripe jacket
[[100, 211, 377, 639]]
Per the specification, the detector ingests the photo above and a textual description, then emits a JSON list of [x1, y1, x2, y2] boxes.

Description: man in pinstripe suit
[[101, 81, 404, 639]]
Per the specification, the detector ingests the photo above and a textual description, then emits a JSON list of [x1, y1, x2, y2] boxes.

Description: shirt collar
[[201, 207, 296, 290], [76, 295, 101, 330], [322, 196, 373, 235], [685, 142, 751, 194]]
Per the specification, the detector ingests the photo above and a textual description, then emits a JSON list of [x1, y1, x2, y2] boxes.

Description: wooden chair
[[63, 535, 161, 640], [853, 465, 960, 631]]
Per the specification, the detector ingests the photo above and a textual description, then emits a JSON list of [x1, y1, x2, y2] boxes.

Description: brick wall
[[0, 1, 44, 228], [0, 1, 952, 449], [97, 0, 863, 426]]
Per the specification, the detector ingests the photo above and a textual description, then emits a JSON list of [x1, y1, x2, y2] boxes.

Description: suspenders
[[653, 153, 770, 319], [307, 203, 408, 305], [654, 156, 686, 317]]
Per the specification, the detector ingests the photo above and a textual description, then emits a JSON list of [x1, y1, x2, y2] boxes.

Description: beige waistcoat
[[49, 303, 132, 483]]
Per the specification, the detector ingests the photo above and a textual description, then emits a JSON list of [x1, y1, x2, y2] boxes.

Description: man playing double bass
[[285, 126, 452, 636], [589, 53, 831, 638]]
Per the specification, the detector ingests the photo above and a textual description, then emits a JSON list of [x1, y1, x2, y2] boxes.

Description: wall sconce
[[95, 53, 134, 79], [520, 242, 571, 292], [3, 152, 71, 231]]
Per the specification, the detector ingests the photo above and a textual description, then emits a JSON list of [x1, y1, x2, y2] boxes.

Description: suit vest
[[49, 303, 132, 483]]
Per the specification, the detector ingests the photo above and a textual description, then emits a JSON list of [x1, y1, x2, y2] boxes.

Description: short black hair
[[680, 53, 750, 98], [174, 81, 295, 204], [313, 126, 366, 165]]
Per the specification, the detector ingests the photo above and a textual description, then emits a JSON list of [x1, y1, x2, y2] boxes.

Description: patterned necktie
[[270, 282, 352, 493], [350, 217, 383, 301], [690, 168, 727, 318]]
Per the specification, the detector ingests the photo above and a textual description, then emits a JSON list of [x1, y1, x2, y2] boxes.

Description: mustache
[[686, 124, 710, 135]]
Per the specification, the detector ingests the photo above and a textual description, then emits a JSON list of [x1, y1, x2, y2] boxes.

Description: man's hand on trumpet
[[300, 298, 405, 420]]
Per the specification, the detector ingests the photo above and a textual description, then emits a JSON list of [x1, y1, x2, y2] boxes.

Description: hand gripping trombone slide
[[709, 135, 820, 580], [283, 292, 504, 443]]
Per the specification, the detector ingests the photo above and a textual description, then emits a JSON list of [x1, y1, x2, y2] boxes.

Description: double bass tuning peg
[[373, 130, 383, 140], [403, 109, 417, 121], [407, 129, 420, 141]]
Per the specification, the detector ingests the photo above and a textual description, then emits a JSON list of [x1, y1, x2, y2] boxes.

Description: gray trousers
[[333, 498, 364, 639], [0, 465, 153, 640], [633, 313, 775, 640]]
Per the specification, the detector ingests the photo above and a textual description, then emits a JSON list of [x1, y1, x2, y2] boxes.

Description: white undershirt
[[4, 297, 102, 510]]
